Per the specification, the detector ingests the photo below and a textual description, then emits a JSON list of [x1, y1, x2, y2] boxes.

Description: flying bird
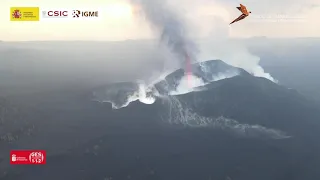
[[230, 4, 251, 25]]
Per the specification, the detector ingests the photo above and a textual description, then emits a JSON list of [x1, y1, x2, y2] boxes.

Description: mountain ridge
[[93, 59, 320, 141], [2, 59, 320, 180]]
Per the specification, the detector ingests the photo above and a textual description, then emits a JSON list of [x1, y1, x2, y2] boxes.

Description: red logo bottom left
[[10, 150, 46, 165]]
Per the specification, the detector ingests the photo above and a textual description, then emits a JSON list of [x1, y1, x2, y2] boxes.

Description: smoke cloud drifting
[[197, 39, 277, 82], [131, 0, 276, 83], [131, 0, 198, 68], [92, 0, 286, 139]]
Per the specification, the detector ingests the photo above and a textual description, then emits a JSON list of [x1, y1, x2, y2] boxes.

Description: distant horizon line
[[1, 37, 319, 42]]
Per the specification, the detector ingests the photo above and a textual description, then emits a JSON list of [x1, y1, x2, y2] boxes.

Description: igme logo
[[72, 10, 98, 18]]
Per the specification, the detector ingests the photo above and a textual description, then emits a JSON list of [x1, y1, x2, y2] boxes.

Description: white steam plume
[[92, 74, 290, 140], [93, 0, 285, 139], [92, 81, 157, 109], [161, 95, 290, 139], [197, 39, 277, 82], [169, 75, 205, 95], [169, 70, 239, 95], [132, 0, 277, 85], [131, 0, 199, 68]]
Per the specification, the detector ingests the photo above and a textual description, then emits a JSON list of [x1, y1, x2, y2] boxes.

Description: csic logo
[[42, 10, 68, 18], [72, 10, 98, 18]]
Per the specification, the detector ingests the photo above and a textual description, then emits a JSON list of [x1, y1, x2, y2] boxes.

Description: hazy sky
[[1, 0, 319, 41]]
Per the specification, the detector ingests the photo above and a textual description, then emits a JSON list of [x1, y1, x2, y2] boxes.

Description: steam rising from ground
[[92, 0, 286, 139], [169, 63, 240, 95], [163, 95, 290, 139], [92, 70, 289, 139], [169, 75, 205, 95], [131, 0, 198, 67], [132, 0, 276, 83], [197, 40, 277, 82], [93, 82, 157, 109]]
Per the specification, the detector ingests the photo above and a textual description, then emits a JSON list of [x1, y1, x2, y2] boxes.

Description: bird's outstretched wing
[[240, 4, 249, 15], [229, 14, 247, 25], [236, 7, 241, 12]]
